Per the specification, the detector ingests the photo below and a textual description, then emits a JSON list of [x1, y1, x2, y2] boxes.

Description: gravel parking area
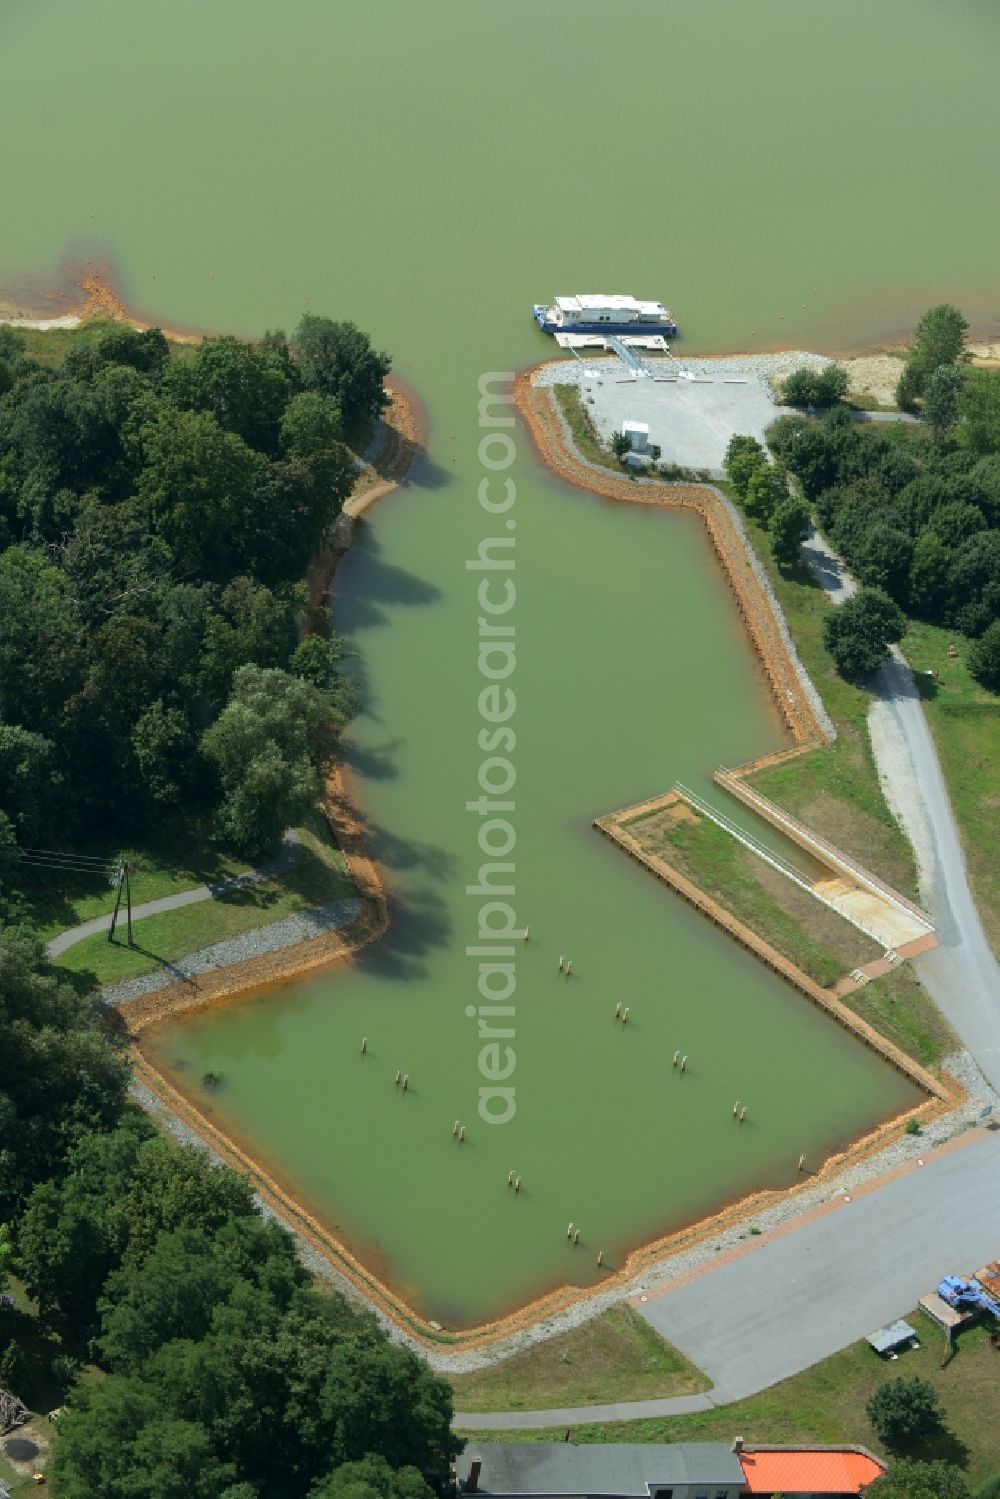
[[533, 352, 831, 475]]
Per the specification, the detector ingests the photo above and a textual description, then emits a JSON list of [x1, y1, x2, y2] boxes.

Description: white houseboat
[[532, 293, 677, 338]]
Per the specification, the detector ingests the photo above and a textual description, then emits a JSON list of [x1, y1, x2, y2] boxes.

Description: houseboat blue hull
[[532, 305, 677, 337]]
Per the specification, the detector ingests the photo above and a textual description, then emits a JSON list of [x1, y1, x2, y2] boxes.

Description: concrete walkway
[[453, 1127, 1000, 1429], [801, 528, 1000, 1093], [46, 832, 300, 958]]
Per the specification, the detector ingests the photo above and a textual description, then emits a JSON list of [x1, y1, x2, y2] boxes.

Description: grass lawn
[[626, 805, 880, 988], [54, 816, 356, 989], [23, 828, 255, 945], [735, 510, 919, 901], [449, 1306, 709, 1413], [460, 1311, 1000, 1490], [902, 619, 1000, 959]]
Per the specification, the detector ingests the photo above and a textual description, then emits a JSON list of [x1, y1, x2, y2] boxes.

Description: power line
[[19, 847, 115, 867]]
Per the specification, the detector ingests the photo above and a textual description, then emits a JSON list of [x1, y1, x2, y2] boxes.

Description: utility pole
[[108, 862, 125, 944], [108, 860, 134, 946]]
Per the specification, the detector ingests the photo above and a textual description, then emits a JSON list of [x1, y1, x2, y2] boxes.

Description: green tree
[[135, 405, 263, 581], [610, 430, 631, 461], [293, 316, 391, 431], [948, 529, 1000, 636], [897, 303, 969, 408], [724, 434, 765, 498], [744, 460, 788, 525], [0, 548, 84, 738], [958, 369, 1000, 456], [783, 365, 848, 408], [202, 665, 342, 855], [823, 589, 906, 679], [280, 390, 344, 460], [968, 619, 1000, 692], [0, 721, 58, 841], [865, 1375, 945, 1450], [856, 524, 913, 603], [131, 700, 194, 805], [0, 1222, 11, 1298], [199, 576, 299, 704], [867, 1457, 970, 1499], [770, 498, 811, 567], [0, 1337, 27, 1395], [0, 925, 129, 1214], [52, 1380, 240, 1499], [908, 533, 951, 619], [163, 334, 292, 454], [923, 363, 963, 441], [309, 1456, 434, 1499]]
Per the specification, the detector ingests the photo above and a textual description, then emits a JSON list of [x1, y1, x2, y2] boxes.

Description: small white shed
[[621, 420, 649, 452]]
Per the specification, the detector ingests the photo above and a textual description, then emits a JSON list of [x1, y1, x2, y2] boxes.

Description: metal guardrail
[[717, 769, 935, 932], [675, 783, 891, 950]]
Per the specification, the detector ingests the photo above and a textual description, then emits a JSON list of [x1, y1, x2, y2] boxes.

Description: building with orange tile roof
[[738, 1445, 885, 1496]]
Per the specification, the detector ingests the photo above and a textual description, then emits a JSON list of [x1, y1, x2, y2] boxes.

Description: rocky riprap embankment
[[99, 897, 362, 1010], [532, 350, 832, 391]]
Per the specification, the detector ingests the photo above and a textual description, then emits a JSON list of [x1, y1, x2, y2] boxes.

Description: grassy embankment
[[455, 1308, 1000, 1490], [551, 384, 619, 470], [624, 805, 880, 988], [902, 619, 1000, 959], [49, 813, 356, 989], [449, 1306, 708, 1413], [723, 508, 959, 1068]]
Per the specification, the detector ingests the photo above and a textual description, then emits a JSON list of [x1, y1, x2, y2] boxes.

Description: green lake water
[[4, 0, 994, 1325]]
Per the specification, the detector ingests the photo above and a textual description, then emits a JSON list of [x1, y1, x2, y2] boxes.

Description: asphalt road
[[802, 528, 1000, 1093], [453, 1129, 1000, 1429], [46, 831, 300, 958]]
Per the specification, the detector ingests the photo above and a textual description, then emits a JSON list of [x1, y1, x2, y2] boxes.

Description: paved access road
[[801, 528, 1000, 1094], [46, 832, 300, 958], [453, 1128, 1000, 1429]]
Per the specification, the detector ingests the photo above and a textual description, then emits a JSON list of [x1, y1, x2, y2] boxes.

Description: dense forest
[[1, 927, 457, 1498], [724, 306, 1000, 685], [0, 315, 390, 869], [0, 315, 462, 1497]]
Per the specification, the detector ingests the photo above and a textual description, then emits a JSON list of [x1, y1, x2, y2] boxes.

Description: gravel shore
[[424, 1050, 996, 1375], [532, 350, 832, 391], [99, 897, 362, 1010]]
